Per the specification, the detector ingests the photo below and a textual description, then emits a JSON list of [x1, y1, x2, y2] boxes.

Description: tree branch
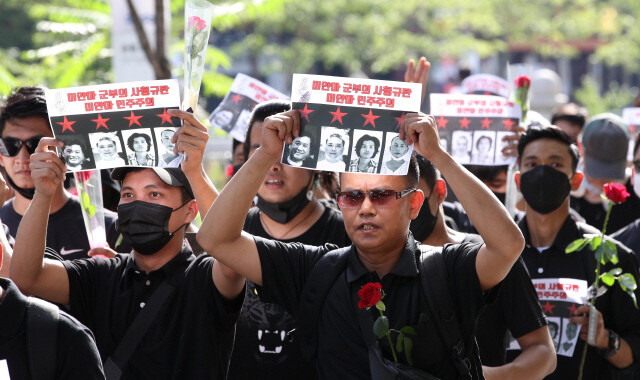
[[155, 0, 171, 79], [125, 0, 163, 78]]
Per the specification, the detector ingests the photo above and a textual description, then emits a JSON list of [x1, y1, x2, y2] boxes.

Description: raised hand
[[399, 112, 443, 161], [404, 57, 431, 103], [30, 137, 66, 198], [259, 110, 300, 159], [167, 109, 209, 176]]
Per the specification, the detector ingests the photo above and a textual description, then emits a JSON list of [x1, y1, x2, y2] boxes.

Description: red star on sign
[[542, 301, 556, 315], [480, 117, 492, 130], [92, 114, 110, 130], [502, 118, 516, 130], [329, 107, 348, 125], [361, 109, 381, 128], [56, 116, 76, 133], [231, 94, 243, 104], [567, 304, 579, 316], [394, 112, 406, 130], [436, 116, 448, 129], [123, 111, 143, 127], [299, 104, 314, 122], [156, 109, 173, 125], [459, 117, 471, 130]]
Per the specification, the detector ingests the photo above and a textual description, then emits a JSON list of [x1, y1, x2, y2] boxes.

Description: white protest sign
[[208, 73, 288, 142], [430, 93, 521, 166], [43, 80, 182, 172], [460, 74, 511, 98], [283, 74, 421, 175]]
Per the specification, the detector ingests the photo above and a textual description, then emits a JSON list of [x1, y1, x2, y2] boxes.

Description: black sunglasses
[[336, 188, 417, 208], [0, 136, 44, 157]]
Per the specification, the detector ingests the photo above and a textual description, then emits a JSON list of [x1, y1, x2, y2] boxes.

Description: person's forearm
[[430, 152, 523, 259], [0, 223, 13, 277], [9, 193, 52, 291], [198, 148, 275, 253], [186, 165, 218, 216], [483, 342, 556, 380], [607, 337, 634, 369]]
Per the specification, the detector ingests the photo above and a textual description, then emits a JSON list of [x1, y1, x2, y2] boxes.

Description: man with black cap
[[0, 86, 127, 259], [571, 113, 639, 234], [9, 109, 245, 379]]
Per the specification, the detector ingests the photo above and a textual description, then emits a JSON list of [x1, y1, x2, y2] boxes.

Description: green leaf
[[590, 236, 603, 251], [373, 316, 389, 339], [396, 333, 404, 353], [608, 268, 623, 276], [375, 301, 386, 312], [82, 191, 91, 209], [601, 272, 615, 286], [628, 291, 638, 309], [620, 273, 638, 292], [565, 238, 587, 253], [88, 205, 96, 218], [400, 326, 416, 335], [404, 336, 413, 366], [594, 245, 605, 265]]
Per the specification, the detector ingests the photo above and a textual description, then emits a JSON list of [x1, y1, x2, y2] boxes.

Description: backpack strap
[[27, 297, 59, 380], [418, 245, 472, 379], [297, 246, 352, 361]]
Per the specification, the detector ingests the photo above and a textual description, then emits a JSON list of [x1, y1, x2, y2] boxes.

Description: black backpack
[[27, 297, 59, 380], [296, 244, 477, 379]]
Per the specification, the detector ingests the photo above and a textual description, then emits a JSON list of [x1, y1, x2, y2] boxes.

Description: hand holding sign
[[30, 137, 66, 197], [262, 110, 301, 160], [168, 109, 209, 177], [569, 305, 609, 349], [399, 112, 442, 161]]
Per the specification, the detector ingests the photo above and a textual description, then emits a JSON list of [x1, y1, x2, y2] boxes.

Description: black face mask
[[256, 186, 312, 224], [116, 200, 189, 255], [409, 191, 438, 242], [6, 173, 35, 200], [520, 165, 571, 215], [493, 192, 506, 205]]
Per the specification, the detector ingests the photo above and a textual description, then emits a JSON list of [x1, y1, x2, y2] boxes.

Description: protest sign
[[42, 80, 182, 172], [622, 107, 640, 161], [508, 278, 587, 357], [284, 74, 422, 175], [460, 74, 511, 98], [430, 93, 521, 166], [208, 73, 288, 142]]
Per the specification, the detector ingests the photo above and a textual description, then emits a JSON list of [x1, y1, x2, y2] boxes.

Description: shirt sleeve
[[189, 255, 245, 332], [501, 258, 548, 339], [56, 312, 106, 379], [443, 242, 499, 318], [254, 236, 332, 315], [62, 257, 118, 331]]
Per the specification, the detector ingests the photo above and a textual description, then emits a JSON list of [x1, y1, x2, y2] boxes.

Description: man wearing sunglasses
[[197, 109, 525, 379], [0, 86, 125, 259]]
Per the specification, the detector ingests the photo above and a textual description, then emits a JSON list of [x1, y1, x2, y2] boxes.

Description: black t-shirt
[[0, 196, 131, 259], [62, 247, 244, 379], [512, 216, 640, 380], [0, 278, 105, 379], [471, 227, 547, 366], [255, 234, 497, 379], [611, 219, 640, 264], [570, 178, 640, 234], [227, 206, 350, 380]]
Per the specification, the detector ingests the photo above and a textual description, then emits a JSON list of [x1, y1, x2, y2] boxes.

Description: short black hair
[[0, 86, 49, 134], [466, 164, 508, 183], [475, 135, 492, 149], [415, 154, 440, 189], [127, 133, 152, 152], [551, 102, 587, 128], [517, 126, 580, 172], [63, 137, 87, 154], [244, 99, 292, 160], [355, 134, 380, 158]]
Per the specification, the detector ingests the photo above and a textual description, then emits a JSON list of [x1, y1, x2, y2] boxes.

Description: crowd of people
[[0, 57, 639, 380]]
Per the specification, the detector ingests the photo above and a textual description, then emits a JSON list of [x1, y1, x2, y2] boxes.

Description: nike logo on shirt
[[60, 247, 84, 256]]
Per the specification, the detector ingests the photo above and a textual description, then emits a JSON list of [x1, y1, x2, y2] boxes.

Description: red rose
[[358, 282, 383, 309], [514, 75, 531, 88], [225, 164, 234, 178], [77, 170, 92, 183], [603, 183, 630, 204]]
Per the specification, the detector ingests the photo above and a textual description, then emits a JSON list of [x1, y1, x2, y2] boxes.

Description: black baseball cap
[[110, 167, 194, 199]]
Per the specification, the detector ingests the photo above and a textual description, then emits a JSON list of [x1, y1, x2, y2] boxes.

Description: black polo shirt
[[512, 216, 640, 380], [611, 219, 640, 264], [255, 234, 496, 379], [0, 278, 104, 379], [62, 247, 244, 379]]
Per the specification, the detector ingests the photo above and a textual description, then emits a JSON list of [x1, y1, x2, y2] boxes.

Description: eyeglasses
[[0, 136, 44, 157], [336, 188, 417, 208]]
